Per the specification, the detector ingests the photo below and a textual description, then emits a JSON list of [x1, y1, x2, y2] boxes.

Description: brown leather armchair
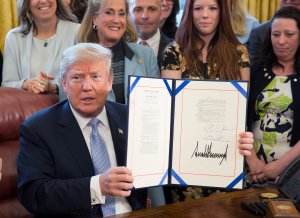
[[0, 87, 58, 218]]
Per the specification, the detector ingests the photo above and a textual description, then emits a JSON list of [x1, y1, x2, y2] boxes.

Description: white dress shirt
[[137, 30, 160, 57], [70, 105, 132, 215]]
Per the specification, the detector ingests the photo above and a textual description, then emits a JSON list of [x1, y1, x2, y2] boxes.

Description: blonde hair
[[77, 0, 137, 43], [229, 0, 246, 36]]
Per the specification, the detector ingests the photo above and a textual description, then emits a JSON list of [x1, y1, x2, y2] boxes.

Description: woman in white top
[[2, 0, 79, 94], [227, 0, 259, 45]]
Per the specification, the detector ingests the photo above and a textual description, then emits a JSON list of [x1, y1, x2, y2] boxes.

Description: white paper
[[171, 80, 247, 189], [127, 77, 247, 189], [127, 77, 172, 188]]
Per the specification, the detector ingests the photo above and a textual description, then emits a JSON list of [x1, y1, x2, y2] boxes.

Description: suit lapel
[[105, 102, 127, 166], [158, 32, 172, 67], [124, 55, 138, 102], [58, 101, 95, 176]]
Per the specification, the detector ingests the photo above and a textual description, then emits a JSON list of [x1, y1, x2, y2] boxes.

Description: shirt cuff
[[90, 175, 105, 205]]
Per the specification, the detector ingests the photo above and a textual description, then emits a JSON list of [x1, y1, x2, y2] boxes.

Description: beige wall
[[243, 0, 280, 23]]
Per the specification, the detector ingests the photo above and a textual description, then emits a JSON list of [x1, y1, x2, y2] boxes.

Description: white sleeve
[[90, 175, 105, 205]]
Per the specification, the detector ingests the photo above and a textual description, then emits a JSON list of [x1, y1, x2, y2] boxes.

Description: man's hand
[[100, 167, 134, 197], [237, 132, 254, 156]]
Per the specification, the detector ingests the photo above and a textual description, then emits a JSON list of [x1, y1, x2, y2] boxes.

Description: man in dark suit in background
[[129, 0, 172, 68], [128, 0, 171, 206], [17, 43, 147, 217], [248, 0, 300, 63]]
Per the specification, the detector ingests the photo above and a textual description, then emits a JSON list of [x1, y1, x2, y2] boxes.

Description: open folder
[[126, 76, 248, 189]]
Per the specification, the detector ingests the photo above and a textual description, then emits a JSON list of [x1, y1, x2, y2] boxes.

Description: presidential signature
[[191, 141, 228, 165]]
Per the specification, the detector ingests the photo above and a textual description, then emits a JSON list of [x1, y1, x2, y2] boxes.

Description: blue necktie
[[88, 118, 115, 217]]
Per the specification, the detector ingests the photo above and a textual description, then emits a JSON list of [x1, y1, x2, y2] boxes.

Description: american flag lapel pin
[[118, 128, 123, 134]]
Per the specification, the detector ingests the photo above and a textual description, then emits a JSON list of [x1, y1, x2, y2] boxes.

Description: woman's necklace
[[35, 33, 57, 47]]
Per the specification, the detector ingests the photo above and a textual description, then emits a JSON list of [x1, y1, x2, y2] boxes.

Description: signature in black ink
[[191, 141, 228, 165]]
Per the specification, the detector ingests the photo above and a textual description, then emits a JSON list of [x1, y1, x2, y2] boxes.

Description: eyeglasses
[[162, 0, 174, 5]]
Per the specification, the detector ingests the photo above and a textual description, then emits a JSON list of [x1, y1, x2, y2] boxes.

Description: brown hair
[[17, 0, 78, 35], [78, 0, 137, 43], [69, 0, 88, 22], [176, 0, 242, 80]]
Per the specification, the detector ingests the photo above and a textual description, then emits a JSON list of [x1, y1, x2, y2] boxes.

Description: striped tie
[[88, 118, 115, 217]]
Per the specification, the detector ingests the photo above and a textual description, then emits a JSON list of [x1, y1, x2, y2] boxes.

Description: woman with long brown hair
[[161, 0, 250, 81], [161, 0, 252, 202]]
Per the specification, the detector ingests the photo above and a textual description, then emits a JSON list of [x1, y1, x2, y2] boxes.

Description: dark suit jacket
[[247, 21, 271, 63], [17, 100, 147, 217], [157, 32, 172, 68]]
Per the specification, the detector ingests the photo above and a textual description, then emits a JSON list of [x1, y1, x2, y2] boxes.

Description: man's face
[[280, 0, 300, 9], [129, 0, 161, 40], [62, 60, 112, 118]]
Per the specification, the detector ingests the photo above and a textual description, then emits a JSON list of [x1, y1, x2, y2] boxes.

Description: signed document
[[126, 76, 248, 189]]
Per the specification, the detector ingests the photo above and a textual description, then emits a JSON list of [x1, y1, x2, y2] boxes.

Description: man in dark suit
[[17, 43, 147, 217], [128, 0, 172, 68], [248, 0, 300, 63]]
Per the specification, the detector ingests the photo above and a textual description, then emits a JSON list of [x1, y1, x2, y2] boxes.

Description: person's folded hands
[[22, 72, 55, 94]]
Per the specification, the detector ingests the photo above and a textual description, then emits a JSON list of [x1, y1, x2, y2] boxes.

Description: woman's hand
[[246, 155, 266, 183], [256, 159, 286, 182], [22, 72, 56, 94]]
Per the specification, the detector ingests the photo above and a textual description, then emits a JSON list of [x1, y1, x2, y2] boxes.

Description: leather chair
[[0, 87, 58, 218]]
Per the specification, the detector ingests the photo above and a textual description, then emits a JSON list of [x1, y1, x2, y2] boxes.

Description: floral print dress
[[252, 75, 294, 163], [161, 42, 250, 79]]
